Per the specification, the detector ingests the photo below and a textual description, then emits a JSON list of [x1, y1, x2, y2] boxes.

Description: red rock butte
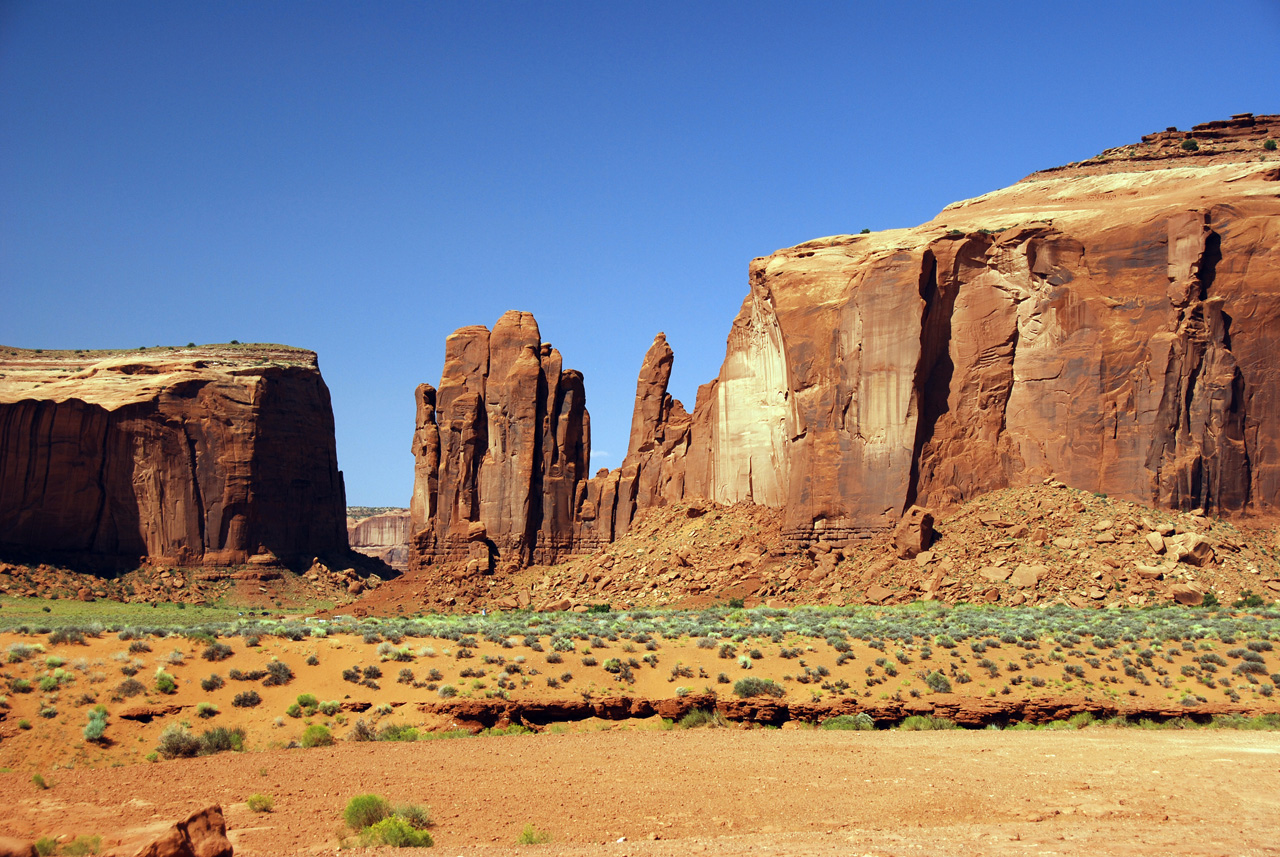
[[412, 114, 1280, 575], [0, 343, 348, 568]]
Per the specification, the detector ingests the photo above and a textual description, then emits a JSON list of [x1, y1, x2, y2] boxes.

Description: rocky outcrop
[[133, 805, 232, 857], [409, 312, 590, 573], [604, 115, 1280, 547], [406, 116, 1280, 581], [0, 345, 347, 568], [347, 509, 411, 571]]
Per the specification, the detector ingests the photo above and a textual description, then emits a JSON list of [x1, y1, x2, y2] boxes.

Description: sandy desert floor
[[1, 727, 1277, 856]]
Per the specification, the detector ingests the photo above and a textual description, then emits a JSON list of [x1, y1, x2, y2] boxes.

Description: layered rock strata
[[588, 115, 1280, 549], [0, 344, 347, 567], [409, 311, 590, 573], [414, 116, 1280, 574], [347, 509, 411, 571]]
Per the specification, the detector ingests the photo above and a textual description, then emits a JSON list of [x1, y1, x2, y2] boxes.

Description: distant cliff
[[0, 344, 348, 568]]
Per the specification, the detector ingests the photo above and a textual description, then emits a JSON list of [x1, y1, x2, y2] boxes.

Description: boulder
[[133, 804, 232, 857], [1009, 564, 1046, 590], [1167, 533, 1215, 567], [0, 838, 35, 857], [893, 506, 935, 559], [1146, 532, 1166, 554], [1170, 583, 1206, 606]]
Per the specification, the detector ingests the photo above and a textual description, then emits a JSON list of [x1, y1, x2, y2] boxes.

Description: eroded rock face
[[347, 509, 411, 571], [410, 311, 590, 572], [0, 345, 347, 568], [626, 115, 1280, 545]]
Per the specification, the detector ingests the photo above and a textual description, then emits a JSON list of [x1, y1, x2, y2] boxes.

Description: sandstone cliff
[[0, 344, 348, 568], [410, 115, 1280, 581], [347, 508, 411, 571], [624, 113, 1280, 546], [409, 311, 590, 574]]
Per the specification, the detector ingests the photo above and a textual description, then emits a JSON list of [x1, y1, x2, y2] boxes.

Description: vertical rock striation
[[0, 345, 347, 567], [409, 311, 590, 573]]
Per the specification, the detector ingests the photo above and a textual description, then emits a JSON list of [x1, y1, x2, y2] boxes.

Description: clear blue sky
[[3, 1, 1278, 506]]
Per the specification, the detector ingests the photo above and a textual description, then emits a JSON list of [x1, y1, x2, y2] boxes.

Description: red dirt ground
[[1, 728, 1276, 856]]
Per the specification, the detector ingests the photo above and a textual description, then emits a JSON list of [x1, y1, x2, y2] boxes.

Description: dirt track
[[3, 728, 1277, 856]]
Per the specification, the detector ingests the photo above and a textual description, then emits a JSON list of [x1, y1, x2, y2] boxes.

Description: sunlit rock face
[[0, 344, 348, 567], [409, 311, 590, 573]]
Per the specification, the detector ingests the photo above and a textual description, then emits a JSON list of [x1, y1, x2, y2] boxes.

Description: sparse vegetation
[[246, 793, 274, 813], [517, 823, 552, 845]]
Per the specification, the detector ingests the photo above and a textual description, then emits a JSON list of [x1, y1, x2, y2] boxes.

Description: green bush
[[83, 706, 108, 743], [1181, 138, 1199, 152], [155, 669, 176, 694], [517, 823, 552, 845], [359, 815, 433, 848], [820, 713, 875, 731], [924, 671, 952, 693], [296, 692, 319, 709], [318, 700, 341, 716], [899, 715, 958, 731], [733, 677, 784, 698], [344, 794, 392, 830], [58, 835, 101, 857], [301, 724, 334, 748], [196, 702, 219, 718], [678, 708, 725, 729], [246, 793, 274, 813], [200, 726, 246, 754], [156, 725, 203, 759], [378, 723, 420, 742], [1264, 139, 1277, 151]]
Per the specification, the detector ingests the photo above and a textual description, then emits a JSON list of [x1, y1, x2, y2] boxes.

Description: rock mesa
[[0, 344, 347, 568]]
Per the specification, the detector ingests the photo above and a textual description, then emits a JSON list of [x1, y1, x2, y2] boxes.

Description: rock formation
[[134, 805, 233, 857], [0, 344, 347, 568], [411, 115, 1280, 579], [409, 311, 590, 573], [347, 509, 411, 571], [602, 114, 1280, 547]]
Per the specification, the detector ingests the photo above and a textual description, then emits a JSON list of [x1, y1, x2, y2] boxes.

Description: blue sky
[[3, 1, 1278, 506]]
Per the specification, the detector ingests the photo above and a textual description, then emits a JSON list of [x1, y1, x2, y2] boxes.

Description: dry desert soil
[[0, 610, 1278, 856]]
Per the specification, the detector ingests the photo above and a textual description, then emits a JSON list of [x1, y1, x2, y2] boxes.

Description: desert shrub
[[154, 669, 177, 694], [200, 725, 246, 754], [822, 713, 876, 731], [517, 823, 552, 845], [360, 816, 434, 848], [233, 690, 262, 708], [128, 640, 152, 654], [301, 724, 334, 748], [678, 708, 725, 729], [262, 660, 294, 687], [156, 725, 203, 759], [347, 719, 377, 742], [83, 706, 109, 743], [57, 835, 100, 857], [197, 702, 219, 718], [344, 794, 392, 830], [286, 703, 302, 718], [733, 677, 784, 698], [924, 671, 952, 693], [201, 674, 225, 692], [202, 642, 233, 661], [115, 678, 145, 698], [1181, 138, 1199, 151], [378, 723, 419, 742], [581, 656, 597, 667], [899, 715, 957, 731], [438, 684, 457, 699], [296, 692, 319, 709], [319, 700, 341, 716], [1265, 139, 1278, 151], [246, 793, 274, 812], [306, 653, 320, 666]]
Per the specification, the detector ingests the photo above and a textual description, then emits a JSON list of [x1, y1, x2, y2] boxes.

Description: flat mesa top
[[0, 344, 319, 409]]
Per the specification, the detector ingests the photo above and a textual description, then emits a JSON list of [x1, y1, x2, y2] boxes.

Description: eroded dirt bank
[[1, 729, 1276, 856]]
